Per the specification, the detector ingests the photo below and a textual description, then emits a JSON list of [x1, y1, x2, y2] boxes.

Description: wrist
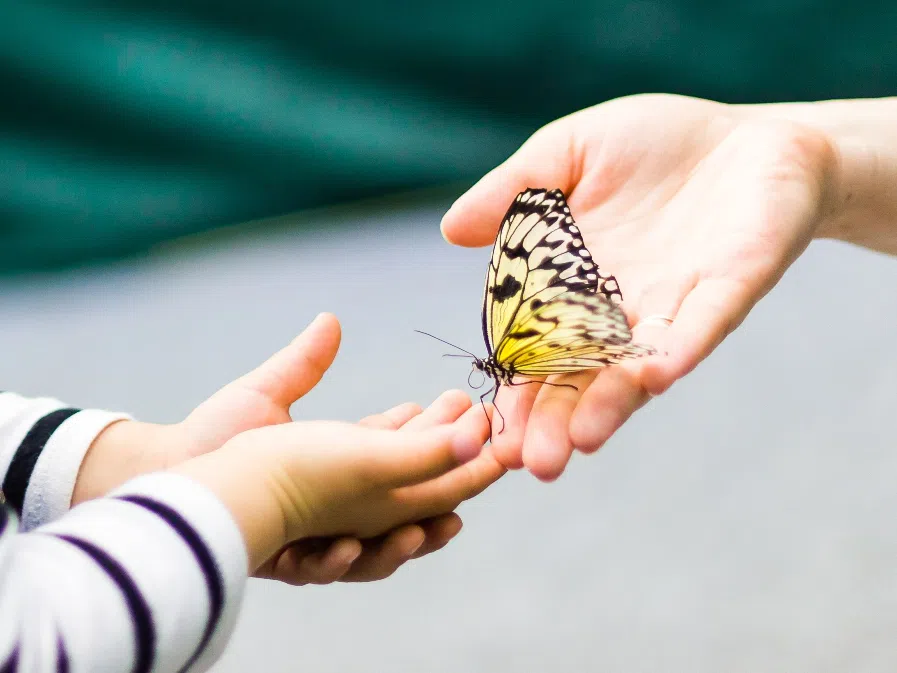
[[71, 420, 187, 506], [740, 97, 897, 250], [169, 439, 290, 572]]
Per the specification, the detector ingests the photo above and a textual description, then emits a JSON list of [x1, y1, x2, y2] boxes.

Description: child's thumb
[[237, 312, 341, 407]]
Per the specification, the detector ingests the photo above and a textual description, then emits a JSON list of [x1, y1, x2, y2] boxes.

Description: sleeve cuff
[[21, 409, 132, 530]]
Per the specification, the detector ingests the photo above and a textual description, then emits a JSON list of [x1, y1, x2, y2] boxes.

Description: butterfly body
[[472, 355, 516, 386]]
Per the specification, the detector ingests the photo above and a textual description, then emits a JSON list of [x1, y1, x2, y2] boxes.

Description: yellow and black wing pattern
[[482, 188, 655, 378]]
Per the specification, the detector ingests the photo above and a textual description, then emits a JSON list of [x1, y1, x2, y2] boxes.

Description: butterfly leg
[[488, 379, 579, 437], [493, 384, 507, 435], [507, 379, 579, 392], [479, 387, 493, 438], [539, 380, 579, 392], [481, 384, 507, 436]]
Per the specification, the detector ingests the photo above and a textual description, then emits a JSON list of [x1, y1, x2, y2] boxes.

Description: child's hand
[[255, 391, 499, 583], [72, 313, 344, 505], [73, 313, 488, 584], [171, 394, 500, 573]]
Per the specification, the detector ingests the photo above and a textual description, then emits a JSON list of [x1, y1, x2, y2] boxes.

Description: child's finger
[[269, 537, 362, 586], [358, 402, 423, 430], [396, 444, 506, 519], [236, 313, 342, 407], [338, 525, 426, 582], [409, 513, 464, 559], [360, 404, 491, 488], [266, 514, 463, 584], [398, 390, 471, 432], [357, 390, 467, 432]]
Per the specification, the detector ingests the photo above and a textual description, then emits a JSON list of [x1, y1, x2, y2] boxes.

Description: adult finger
[[520, 369, 595, 481], [639, 277, 754, 396], [568, 319, 670, 457], [488, 382, 540, 469]]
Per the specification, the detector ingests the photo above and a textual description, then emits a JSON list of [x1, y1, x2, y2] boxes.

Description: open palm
[[441, 93, 837, 480]]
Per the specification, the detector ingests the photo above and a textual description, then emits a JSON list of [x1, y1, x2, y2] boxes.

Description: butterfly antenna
[[414, 330, 479, 358]]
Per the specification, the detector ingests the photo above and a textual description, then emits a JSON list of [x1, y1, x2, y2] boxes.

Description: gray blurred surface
[[1, 199, 896, 672]]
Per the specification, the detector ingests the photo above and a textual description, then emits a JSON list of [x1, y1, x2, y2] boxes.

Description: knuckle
[[403, 402, 424, 416], [296, 350, 326, 381], [379, 568, 398, 581]]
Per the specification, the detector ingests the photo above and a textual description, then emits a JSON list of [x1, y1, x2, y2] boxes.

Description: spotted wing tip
[[519, 186, 570, 200]]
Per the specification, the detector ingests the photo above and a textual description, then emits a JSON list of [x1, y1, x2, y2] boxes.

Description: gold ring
[[636, 314, 675, 328]]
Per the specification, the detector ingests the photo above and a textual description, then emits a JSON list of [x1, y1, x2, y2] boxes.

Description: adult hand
[[441, 93, 839, 481]]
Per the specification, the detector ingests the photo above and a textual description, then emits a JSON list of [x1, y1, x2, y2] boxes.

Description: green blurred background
[[2, 0, 895, 274], [4, 6, 897, 670]]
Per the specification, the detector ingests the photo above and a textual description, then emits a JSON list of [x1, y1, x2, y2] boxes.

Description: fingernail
[[439, 201, 462, 241], [452, 432, 483, 463], [406, 538, 424, 557], [338, 542, 362, 565], [445, 518, 463, 538]]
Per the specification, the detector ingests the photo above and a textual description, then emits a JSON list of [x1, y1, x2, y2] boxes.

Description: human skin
[[441, 94, 897, 481], [73, 313, 505, 583]]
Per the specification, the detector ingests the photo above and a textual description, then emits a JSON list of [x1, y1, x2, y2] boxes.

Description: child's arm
[[7, 313, 471, 586], [0, 391, 132, 530], [0, 471, 247, 672], [0, 393, 245, 672], [0, 391, 499, 671]]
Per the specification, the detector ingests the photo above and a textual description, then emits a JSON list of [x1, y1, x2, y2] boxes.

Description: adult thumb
[[440, 119, 579, 248]]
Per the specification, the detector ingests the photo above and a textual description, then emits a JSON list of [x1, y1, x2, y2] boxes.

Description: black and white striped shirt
[[0, 392, 247, 672]]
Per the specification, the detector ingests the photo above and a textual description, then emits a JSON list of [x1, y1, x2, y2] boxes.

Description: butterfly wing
[[482, 188, 623, 357], [494, 291, 656, 377]]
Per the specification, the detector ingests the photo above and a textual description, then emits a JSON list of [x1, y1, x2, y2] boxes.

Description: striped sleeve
[[0, 472, 248, 673], [0, 391, 132, 530]]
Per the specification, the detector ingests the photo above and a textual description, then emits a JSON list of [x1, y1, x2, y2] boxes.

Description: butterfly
[[418, 188, 656, 434]]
